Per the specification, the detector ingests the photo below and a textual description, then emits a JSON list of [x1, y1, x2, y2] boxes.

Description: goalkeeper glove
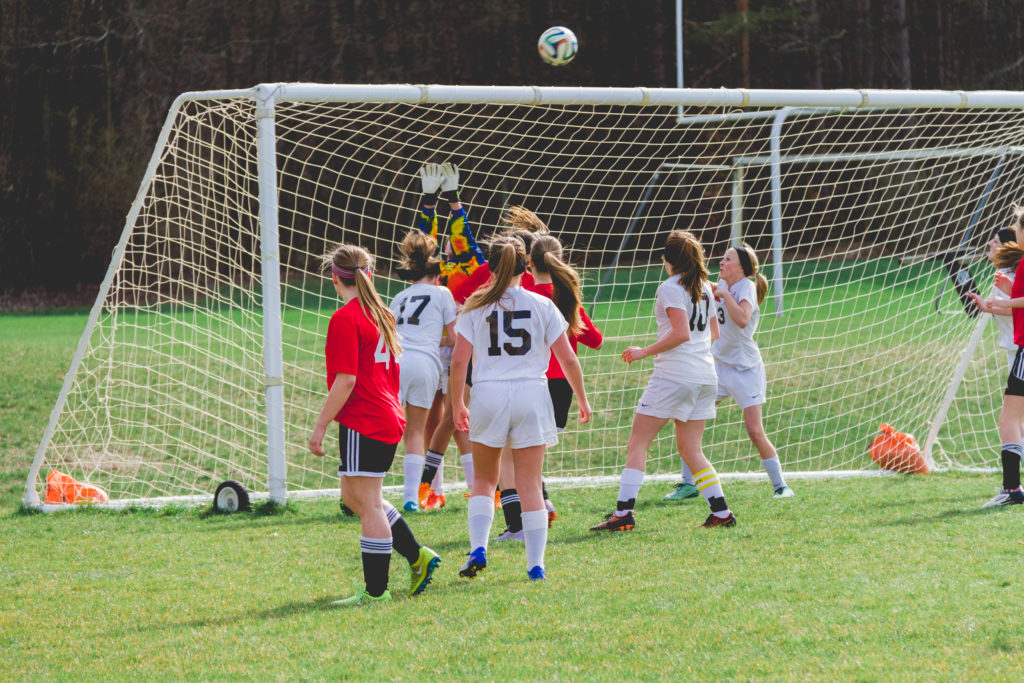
[[439, 162, 461, 205], [419, 163, 444, 206]]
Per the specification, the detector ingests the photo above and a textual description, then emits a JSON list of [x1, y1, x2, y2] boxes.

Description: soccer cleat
[[403, 500, 420, 513], [459, 547, 487, 578], [494, 490, 502, 510], [494, 527, 524, 542], [773, 486, 795, 498], [331, 588, 392, 607], [527, 565, 547, 581], [663, 482, 699, 501], [408, 546, 441, 596], [982, 488, 1024, 508], [701, 512, 737, 527], [340, 500, 355, 516], [422, 490, 446, 510], [418, 482, 432, 508], [545, 498, 558, 528], [589, 511, 635, 532]]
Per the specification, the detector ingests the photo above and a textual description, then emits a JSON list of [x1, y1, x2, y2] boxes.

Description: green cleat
[[409, 546, 441, 596], [663, 482, 699, 501], [331, 588, 392, 607], [773, 486, 795, 498]]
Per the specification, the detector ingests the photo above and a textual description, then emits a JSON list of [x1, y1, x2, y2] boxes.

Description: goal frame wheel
[[214, 480, 251, 512]]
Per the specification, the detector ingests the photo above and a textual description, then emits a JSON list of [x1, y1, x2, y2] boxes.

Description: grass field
[[2, 265, 1023, 679]]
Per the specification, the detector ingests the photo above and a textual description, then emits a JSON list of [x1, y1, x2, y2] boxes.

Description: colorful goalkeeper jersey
[[416, 204, 486, 294]]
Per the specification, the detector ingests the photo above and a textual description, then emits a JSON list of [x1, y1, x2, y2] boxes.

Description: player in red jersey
[[308, 243, 440, 607], [486, 234, 604, 541], [976, 204, 1024, 508]]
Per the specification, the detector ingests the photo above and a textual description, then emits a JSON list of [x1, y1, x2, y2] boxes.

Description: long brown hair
[[733, 243, 769, 305], [531, 235, 584, 337], [395, 230, 442, 281], [501, 205, 549, 235], [663, 230, 708, 302], [323, 244, 401, 357], [995, 203, 1024, 270], [462, 236, 527, 314]]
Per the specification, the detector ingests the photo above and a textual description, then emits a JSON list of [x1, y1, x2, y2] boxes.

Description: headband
[[997, 228, 1017, 244], [331, 263, 372, 280], [734, 246, 754, 277]]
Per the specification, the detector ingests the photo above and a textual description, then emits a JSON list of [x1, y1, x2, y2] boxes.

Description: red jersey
[[1013, 258, 1024, 346], [325, 299, 405, 444], [453, 263, 534, 304], [523, 281, 603, 379]]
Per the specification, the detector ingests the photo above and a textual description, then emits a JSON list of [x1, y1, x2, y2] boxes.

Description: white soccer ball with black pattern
[[538, 26, 578, 67]]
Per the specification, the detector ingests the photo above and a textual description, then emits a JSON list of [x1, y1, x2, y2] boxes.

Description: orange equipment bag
[[869, 424, 930, 474], [44, 470, 110, 505]]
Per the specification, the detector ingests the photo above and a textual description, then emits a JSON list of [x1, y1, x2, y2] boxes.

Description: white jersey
[[454, 286, 568, 384], [651, 277, 717, 385], [712, 277, 763, 369], [389, 282, 457, 369], [993, 267, 1016, 354]]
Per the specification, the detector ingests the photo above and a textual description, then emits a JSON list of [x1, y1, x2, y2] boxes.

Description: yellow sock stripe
[[693, 468, 719, 491]]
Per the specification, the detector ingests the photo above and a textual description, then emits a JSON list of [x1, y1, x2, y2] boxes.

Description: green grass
[[2, 477, 1023, 679]]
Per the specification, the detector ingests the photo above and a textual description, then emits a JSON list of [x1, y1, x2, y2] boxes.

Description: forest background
[[2, 0, 1023, 299]]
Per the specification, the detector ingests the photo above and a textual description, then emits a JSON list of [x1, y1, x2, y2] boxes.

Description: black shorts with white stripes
[[1006, 346, 1024, 397], [337, 425, 398, 478]]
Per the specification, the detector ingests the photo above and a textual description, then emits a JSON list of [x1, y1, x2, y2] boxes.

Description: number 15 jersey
[[454, 286, 568, 384], [653, 277, 717, 385]]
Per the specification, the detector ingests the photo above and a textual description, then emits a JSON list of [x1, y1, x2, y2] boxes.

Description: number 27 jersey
[[454, 287, 568, 384], [652, 277, 717, 384]]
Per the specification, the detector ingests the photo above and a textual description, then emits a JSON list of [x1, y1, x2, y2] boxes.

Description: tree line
[[2, 0, 1022, 291]]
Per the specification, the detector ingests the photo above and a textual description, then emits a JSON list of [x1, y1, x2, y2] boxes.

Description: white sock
[[680, 460, 695, 486], [761, 456, 786, 490], [467, 495, 495, 552], [460, 453, 474, 488], [403, 454, 425, 504], [616, 467, 645, 513], [522, 509, 548, 571], [431, 465, 445, 496]]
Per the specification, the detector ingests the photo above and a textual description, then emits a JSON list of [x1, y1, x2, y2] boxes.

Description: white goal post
[[25, 84, 1024, 508]]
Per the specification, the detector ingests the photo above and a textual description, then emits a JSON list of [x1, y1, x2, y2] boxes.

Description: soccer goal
[[25, 84, 1024, 508]]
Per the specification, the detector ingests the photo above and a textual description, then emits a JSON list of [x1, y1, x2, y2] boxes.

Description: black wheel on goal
[[214, 480, 251, 512]]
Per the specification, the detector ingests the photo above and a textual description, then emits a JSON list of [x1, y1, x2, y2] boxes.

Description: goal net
[[25, 85, 1024, 507]]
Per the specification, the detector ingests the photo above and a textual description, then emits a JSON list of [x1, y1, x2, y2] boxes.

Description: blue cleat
[[527, 565, 547, 581], [458, 547, 487, 578]]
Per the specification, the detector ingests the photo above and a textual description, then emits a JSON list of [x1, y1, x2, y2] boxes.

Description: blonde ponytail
[[462, 236, 526, 314], [324, 244, 401, 357]]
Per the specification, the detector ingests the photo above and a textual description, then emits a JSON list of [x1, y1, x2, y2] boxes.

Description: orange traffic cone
[[869, 424, 929, 474], [45, 470, 110, 505]]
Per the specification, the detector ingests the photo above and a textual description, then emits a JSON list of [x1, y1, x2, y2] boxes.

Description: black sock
[[390, 516, 421, 565], [1001, 443, 1023, 490], [421, 449, 444, 485], [542, 480, 549, 501], [360, 536, 391, 597], [500, 488, 523, 532]]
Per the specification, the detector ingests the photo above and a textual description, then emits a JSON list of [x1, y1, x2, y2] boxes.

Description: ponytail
[[663, 230, 708, 303], [531, 235, 584, 337], [995, 242, 1024, 271], [462, 236, 526, 314], [395, 230, 442, 281], [734, 243, 768, 305], [324, 244, 401, 357]]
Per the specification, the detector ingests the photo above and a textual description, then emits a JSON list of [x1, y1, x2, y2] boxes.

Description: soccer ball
[[538, 26, 578, 67]]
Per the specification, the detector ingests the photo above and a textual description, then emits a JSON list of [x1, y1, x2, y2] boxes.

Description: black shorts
[[548, 377, 574, 431], [337, 425, 398, 478], [1007, 347, 1024, 397]]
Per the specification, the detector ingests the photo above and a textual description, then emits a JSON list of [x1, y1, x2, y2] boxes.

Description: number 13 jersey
[[454, 286, 568, 384], [653, 277, 717, 384], [325, 298, 405, 444]]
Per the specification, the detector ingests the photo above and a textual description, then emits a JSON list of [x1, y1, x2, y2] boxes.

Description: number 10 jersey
[[454, 286, 569, 384], [652, 277, 717, 385]]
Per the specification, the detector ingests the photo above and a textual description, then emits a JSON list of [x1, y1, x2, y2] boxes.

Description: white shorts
[[469, 379, 557, 449], [439, 346, 453, 395], [636, 373, 716, 422], [715, 361, 767, 409], [398, 350, 441, 409]]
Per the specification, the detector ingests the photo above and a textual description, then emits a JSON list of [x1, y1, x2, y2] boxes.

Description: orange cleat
[[418, 482, 432, 509], [494, 490, 501, 510], [422, 490, 446, 510]]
